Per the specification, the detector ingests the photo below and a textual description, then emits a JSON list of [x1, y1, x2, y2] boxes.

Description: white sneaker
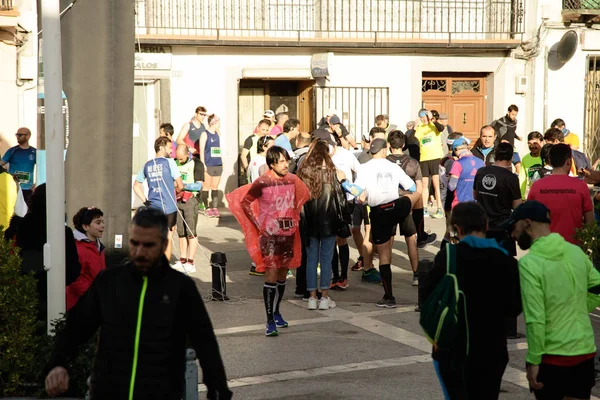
[[183, 263, 196, 273], [318, 297, 336, 310], [307, 296, 318, 310], [171, 261, 184, 272]]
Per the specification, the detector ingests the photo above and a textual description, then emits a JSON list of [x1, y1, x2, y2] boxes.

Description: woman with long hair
[[297, 139, 346, 310], [199, 114, 223, 217]]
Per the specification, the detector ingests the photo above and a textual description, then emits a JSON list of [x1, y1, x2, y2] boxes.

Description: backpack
[[419, 243, 468, 354]]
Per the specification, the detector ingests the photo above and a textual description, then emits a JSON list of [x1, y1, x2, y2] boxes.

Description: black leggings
[[435, 358, 507, 400]]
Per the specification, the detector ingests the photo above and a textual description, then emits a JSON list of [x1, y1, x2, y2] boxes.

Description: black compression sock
[[339, 244, 349, 280], [379, 264, 393, 298], [275, 280, 286, 314], [201, 191, 209, 208], [331, 247, 339, 282], [413, 208, 425, 241], [210, 190, 218, 209], [263, 282, 277, 322]]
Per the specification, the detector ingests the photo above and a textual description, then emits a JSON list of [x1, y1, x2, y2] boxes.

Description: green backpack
[[419, 243, 469, 354]]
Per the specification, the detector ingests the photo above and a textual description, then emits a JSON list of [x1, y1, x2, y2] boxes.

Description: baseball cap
[[418, 110, 428, 118], [326, 108, 338, 117], [500, 201, 551, 231], [369, 138, 387, 154], [329, 115, 341, 125], [313, 130, 336, 147], [451, 137, 469, 151], [264, 110, 275, 118]]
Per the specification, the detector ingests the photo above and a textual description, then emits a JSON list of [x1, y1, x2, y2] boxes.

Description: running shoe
[[265, 320, 279, 336], [212, 208, 221, 218], [287, 269, 294, 278], [361, 268, 382, 284], [424, 208, 430, 218], [318, 297, 336, 310], [273, 313, 288, 328], [249, 265, 265, 276], [205, 208, 215, 217], [171, 260, 185, 272], [431, 209, 444, 219], [307, 296, 318, 310], [183, 262, 196, 274], [337, 279, 349, 289], [412, 273, 419, 287], [330, 281, 342, 290], [417, 232, 437, 248], [376, 296, 397, 308], [351, 258, 364, 271]]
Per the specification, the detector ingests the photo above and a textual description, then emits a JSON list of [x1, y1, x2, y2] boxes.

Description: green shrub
[[0, 227, 39, 396], [576, 222, 600, 269]]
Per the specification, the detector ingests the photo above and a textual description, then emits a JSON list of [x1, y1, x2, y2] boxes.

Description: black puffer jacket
[[46, 257, 232, 400], [303, 170, 348, 238]]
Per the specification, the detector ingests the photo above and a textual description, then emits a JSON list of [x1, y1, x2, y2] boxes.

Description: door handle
[[462, 113, 467, 124]]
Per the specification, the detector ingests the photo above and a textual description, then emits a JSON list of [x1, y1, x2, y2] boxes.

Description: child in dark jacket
[[67, 207, 106, 310]]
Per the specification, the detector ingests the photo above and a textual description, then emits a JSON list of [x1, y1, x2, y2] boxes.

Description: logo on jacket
[[161, 294, 170, 305], [482, 174, 496, 190]]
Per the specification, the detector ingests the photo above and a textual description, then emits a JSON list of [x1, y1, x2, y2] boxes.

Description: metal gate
[[313, 87, 389, 144], [585, 56, 600, 163]]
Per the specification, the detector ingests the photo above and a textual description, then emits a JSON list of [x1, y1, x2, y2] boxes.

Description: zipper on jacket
[[129, 275, 148, 400]]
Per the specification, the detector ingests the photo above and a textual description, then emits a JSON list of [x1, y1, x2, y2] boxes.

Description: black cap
[[313, 130, 336, 147], [500, 200, 551, 230], [369, 138, 387, 154], [329, 115, 341, 125]]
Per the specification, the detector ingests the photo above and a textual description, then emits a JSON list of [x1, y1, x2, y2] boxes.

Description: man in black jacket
[[422, 202, 522, 399], [45, 207, 232, 400]]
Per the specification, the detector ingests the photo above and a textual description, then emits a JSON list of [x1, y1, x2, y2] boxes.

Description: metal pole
[[41, 0, 66, 333]]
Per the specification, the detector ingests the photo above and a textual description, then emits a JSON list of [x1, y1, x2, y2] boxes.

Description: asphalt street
[[177, 208, 600, 400]]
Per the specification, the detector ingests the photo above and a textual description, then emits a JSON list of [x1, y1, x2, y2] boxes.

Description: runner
[[227, 146, 310, 336], [241, 119, 272, 180], [506, 200, 600, 400], [491, 104, 521, 145], [424, 202, 521, 399], [173, 144, 204, 273], [1, 127, 36, 202], [133, 136, 183, 262], [176, 106, 207, 152], [521, 131, 544, 198], [353, 138, 422, 307], [270, 112, 289, 136], [386, 130, 423, 285], [199, 114, 223, 217], [448, 138, 484, 208], [551, 118, 580, 150]]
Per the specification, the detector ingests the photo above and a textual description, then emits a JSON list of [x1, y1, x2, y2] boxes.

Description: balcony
[[134, 0, 526, 49], [562, 0, 600, 23], [0, 0, 19, 30]]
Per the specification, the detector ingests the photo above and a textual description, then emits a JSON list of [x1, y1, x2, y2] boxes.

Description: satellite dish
[[557, 30, 578, 64]]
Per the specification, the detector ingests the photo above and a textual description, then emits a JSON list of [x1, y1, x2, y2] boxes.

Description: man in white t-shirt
[[353, 139, 422, 308]]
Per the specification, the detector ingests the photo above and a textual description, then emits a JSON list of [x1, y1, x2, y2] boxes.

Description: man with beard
[[505, 201, 600, 400], [45, 207, 232, 399], [1, 127, 36, 202], [492, 104, 521, 146]]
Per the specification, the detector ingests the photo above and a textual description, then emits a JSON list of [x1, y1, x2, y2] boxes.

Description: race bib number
[[181, 172, 188, 181], [14, 171, 31, 183], [211, 147, 222, 158], [421, 137, 432, 146]]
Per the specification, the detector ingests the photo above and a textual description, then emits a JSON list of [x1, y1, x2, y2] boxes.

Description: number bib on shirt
[[14, 171, 30, 183], [211, 147, 222, 158]]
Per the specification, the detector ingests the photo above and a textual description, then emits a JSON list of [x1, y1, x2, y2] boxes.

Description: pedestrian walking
[[44, 207, 232, 400], [227, 146, 310, 336], [506, 200, 600, 399], [199, 114, 223, 217], [67, 206, 106, 310]]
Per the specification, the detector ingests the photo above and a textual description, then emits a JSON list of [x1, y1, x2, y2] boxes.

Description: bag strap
[[445, 243, 456, 275]]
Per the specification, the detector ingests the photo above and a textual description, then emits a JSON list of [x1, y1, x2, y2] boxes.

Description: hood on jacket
[[529, 233, 566, 261], [74, 229, 104, 252], [461, 235, 508, 256]]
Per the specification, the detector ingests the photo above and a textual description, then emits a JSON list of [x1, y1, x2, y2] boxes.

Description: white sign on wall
[[134, 46, 172, 70]]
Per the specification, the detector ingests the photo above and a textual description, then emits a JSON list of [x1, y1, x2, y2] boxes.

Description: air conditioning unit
[[515, 76, 528, 94]]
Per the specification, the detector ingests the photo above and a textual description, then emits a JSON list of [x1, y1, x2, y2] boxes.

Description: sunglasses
[[16, 133, 28, 137]]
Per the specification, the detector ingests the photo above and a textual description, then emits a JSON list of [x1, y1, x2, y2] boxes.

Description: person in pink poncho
[[227, 146, 310, 337]]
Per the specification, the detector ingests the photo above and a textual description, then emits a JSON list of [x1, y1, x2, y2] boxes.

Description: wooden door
[[238, 87, 265, 148], [297, 80, 314, 132], [422, 75, 486, 141]]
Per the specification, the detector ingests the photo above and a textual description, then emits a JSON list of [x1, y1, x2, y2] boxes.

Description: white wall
[[0, 0, 38, 155]]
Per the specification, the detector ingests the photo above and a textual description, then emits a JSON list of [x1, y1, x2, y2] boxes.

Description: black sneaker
[[376, 296, 397, 308], [249, 265, 265, 276], [417, 233, 437, 248]]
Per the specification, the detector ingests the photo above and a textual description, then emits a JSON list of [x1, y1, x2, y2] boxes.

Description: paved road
[[177, 208, 600, 400]]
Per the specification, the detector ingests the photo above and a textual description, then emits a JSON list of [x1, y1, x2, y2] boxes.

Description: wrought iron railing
[[563, 0, 600, 10], [0, 0, 14, 11], [134, 0, 525, 43]]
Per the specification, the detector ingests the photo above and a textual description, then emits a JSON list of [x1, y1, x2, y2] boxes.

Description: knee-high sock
[[201, 191, 209, 209], [210, 190, 219, 209], [413, 208, 425, 241], [263, 282, 277, 322], [331, 247, 339, 282], [275, 279, 286, 314], [380, 264, 393, 298], [339, 243, 349, 280]]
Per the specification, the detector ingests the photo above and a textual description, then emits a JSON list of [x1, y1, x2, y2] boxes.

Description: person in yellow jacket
[[0, 164, 17, 229], [505, 200, 600, 399], [414, 109, 445, 219]]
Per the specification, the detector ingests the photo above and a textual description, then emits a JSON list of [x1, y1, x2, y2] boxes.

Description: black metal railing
[[134, 0, 525, 43], [563, 0, 600, 10], [1, 0, 14, 11]]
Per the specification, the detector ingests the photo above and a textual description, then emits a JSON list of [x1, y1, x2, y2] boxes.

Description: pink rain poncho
[[226, 170, 310, 272]]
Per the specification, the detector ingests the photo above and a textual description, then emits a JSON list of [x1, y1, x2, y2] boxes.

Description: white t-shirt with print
[[332, 146, 361, 200], [354, 158, 414, 207], [248, 154, 267, 183]]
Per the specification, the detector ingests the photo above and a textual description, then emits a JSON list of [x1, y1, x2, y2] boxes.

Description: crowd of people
[[3, 102, 600, 399]]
